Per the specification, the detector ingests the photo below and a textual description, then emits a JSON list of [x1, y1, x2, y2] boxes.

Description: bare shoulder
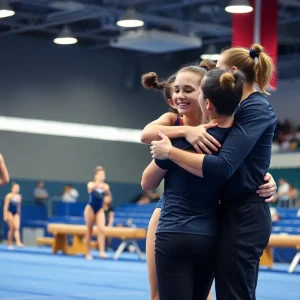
[[158, 112, 178, 123], [5, 192, 12, 199], [87, 181, 95, 189], [146, 112, 178, 127]]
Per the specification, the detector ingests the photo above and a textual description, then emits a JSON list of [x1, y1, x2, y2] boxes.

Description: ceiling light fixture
[[225, 0, 253, 14], [116, 7, 144, 28], [54, 26, 78, 45], [200, 45, 220, 61], [0, 0, 15, 18]]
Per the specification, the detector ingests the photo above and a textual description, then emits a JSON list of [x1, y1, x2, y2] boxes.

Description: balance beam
[[47, 223, 147, 260], [36, 237, 54, 246], [260, 234, 300, 273], [36, 236, 98, 249]]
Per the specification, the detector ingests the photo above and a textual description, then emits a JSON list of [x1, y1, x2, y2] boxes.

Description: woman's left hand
[[150, 132, 172, 160], [257, 172, 277, 202]]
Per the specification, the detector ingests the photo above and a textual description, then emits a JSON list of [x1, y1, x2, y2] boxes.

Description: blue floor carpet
[[0, 244, 299, 300]]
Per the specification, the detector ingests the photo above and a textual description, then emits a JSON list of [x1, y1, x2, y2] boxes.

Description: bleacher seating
[[14, 202, 156, 252], [3, 201, 300, 269], [270, 208, 300, 264]]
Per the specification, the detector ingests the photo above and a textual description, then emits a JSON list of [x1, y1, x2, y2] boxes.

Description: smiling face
[[174, 71, 202, 116]]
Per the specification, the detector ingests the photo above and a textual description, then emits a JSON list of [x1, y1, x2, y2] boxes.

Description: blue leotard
[[8, 197, 20, 215], [87, 187, 105, 214]]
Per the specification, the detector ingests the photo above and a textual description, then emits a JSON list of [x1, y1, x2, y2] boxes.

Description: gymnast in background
[[3, 182, 24, 249], [84, 166, 111, 260]]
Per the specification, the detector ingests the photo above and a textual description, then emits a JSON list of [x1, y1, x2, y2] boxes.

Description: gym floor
[[0, 245, 299, 300]]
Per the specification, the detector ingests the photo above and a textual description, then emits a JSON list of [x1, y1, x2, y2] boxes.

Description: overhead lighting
[[116, 7, 144, 28], [200, 45, 220, 61], [54, 25, 78, 45], [0, 0, 15, 18], [225, 0, 253, 13]]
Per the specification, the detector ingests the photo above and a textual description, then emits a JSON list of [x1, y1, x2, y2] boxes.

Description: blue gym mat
[[0, 244, 299, 300]]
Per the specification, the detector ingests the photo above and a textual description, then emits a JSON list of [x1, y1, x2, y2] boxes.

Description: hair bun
[[141, 72, 158, 88], [220, 72, 235, 89], [251, 43, 264, 54], [200, 60, 216, 71], [141, 72, 165, 90]]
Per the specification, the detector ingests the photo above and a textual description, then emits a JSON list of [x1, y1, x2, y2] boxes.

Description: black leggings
[[155, 232, 216, 300], [215, 202, 272, 300]]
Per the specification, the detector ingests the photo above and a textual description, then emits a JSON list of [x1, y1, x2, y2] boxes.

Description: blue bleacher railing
[[3, 201, 299, 258]]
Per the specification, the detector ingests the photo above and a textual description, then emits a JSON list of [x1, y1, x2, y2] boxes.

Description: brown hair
[[201, 69, 245, 116], [142, 72, 165, 90], [177, 65, 207, 83], [221, 43, 274, 94], [220, 72, 236, 89], [11, 181, 18, 188], [11, 181, 19, 192], [142, 72, 178, 114], [94, 166, 105, 175], [200, 60, 217, 71], [141, 60, 216, 114]]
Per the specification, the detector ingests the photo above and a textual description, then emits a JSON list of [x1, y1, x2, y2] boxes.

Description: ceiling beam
[[148, 0, 216, 12], [0, 18, 110, 41], [279, 0, 300, 8], [5, 0, 231, 36], [0, 10, 109, 36], [279, 35, 300, 45], [279, 17, 300, 25], [107, 7, 231, 34]]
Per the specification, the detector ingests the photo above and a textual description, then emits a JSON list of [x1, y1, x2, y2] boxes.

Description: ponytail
[[221, 44, 274, 94], [251, 44, 274, 94]]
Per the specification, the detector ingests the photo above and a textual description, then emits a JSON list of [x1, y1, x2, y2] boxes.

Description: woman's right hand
[[3, 214, 8, 222], [87, 182, 96, 193], [184, 124, 221, 154]]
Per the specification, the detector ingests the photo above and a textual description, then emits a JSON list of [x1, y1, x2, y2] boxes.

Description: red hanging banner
[[232, 0, 255, 47], [232, 0, 278, 90]]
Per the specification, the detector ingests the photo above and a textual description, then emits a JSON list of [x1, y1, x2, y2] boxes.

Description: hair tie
[[249, 48, 259, 59]]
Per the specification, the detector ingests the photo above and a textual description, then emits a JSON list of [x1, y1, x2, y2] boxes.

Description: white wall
[[271, 152, 300, 168], [0, 35, 174, 184]]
